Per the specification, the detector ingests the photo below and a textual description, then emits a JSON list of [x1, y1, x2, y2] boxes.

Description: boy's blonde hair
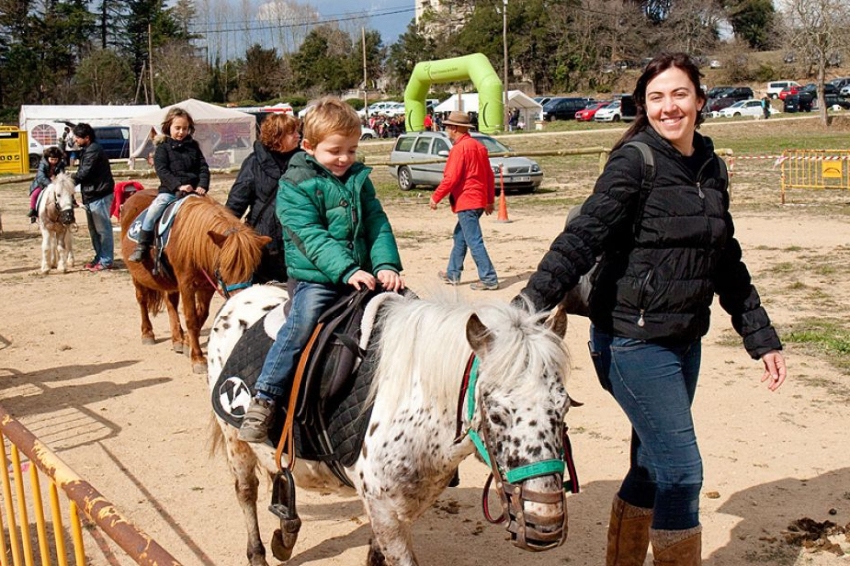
[[302, 97, 360, 147]]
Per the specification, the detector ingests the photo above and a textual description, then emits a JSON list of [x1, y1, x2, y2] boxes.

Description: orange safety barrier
[[0, 404, 183, 566]]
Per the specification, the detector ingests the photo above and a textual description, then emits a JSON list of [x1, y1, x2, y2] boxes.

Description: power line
[[191, 5, 415, 35]]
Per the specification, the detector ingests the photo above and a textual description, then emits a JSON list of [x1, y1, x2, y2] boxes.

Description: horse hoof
[[172, 342, 183, 354], [141, 336, 156, 345], [192, 362, 207, 374], [271, 529, 294, 562]]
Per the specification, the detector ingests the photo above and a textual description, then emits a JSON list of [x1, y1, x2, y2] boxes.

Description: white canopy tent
[[126, 98, 256, 169], [19, 104, 159, 148], [433, 91, 543, 130]]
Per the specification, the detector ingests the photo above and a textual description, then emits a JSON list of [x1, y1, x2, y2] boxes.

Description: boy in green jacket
[[240, 97, 405, 443]]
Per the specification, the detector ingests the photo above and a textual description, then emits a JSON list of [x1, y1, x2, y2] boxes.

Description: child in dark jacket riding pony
[[128, 107, 210, 262], [28, 147, 67, 223]]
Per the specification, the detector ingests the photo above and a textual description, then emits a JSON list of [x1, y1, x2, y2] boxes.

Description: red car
[[779, 85, 801, 100], [575, 101, 611, 121]]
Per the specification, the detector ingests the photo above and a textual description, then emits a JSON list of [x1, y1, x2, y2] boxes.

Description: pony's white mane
[[48, 173, 76, 205], [369, 295, 568, 415]]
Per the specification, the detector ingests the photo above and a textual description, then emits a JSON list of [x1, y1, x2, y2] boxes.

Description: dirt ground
[[2, 157, 850, 566]]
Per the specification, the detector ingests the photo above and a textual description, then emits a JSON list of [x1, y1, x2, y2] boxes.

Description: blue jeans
[[589, 327, 703, 530], [85, 194, 114, 267], [254, 282, 342, 398], [446, 209, 498, 285], [141, 192, 177, 232]]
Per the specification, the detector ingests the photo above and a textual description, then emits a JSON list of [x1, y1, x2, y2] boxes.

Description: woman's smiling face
[[644, 67, 705, 156]]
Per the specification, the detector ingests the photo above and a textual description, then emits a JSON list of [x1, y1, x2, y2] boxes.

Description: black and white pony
[[208, 285, 577, 566], [36, 172, 76, 274]]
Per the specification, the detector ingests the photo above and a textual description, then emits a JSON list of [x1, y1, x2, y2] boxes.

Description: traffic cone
[[496, 163, 511, 223]]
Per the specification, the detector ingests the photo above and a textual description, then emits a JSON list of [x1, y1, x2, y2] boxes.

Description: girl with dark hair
[[28, 146, 66, 222], [72, 123, 115, 271], [518, 52, 786, 565], [129, 107, 210, 262], [225, 112, 301, 283]]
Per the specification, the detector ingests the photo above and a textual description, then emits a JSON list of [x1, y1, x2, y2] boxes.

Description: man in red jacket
[[430, 111, 499, 290]]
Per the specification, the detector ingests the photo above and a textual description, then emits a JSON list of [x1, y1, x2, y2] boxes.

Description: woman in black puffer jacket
[[226, 113, 301, 283], [519, 53, 787, 566]]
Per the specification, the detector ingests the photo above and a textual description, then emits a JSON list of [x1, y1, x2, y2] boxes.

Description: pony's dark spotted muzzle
[[59, 209, 75, 226]]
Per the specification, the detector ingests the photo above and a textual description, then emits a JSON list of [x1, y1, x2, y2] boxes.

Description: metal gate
[[0, 405, 183, 566], [779, 149, 850, 204]]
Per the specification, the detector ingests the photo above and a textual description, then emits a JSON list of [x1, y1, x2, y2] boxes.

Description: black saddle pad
[[211, 294, 383, 469]]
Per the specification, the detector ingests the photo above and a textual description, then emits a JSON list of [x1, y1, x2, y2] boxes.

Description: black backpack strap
[[621, 141, 655, 237]]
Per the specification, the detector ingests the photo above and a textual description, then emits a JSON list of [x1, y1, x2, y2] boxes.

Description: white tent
[[19, 104, 160, 148], [433, 90, 543, 130], [126, 98, 256, 169]]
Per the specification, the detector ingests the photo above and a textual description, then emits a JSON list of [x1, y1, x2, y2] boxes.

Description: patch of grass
[[785, 318, 850, 375]]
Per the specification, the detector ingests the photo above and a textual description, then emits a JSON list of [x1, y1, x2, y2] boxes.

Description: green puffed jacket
[[276, 152, 402, 285]]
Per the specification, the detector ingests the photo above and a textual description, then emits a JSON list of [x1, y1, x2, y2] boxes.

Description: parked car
[[359, 101, 404, 117], [388, 131, 543, 193], [827, 77, 850, 91], [816, 94, 850, 110], [92, 126, 130, 159], [784, 93, 813, 113], [704, 86, 754, 113], [716, 99, 775, 118], [766, 80, 800, 99], [360, 126, 377, 140], [841, 84, 850, 97], [542, 97, 594, 121], [779, 85, 802, 100], [801, 82, 840, 96], [705, 86, 733, 99], [575, 101, 610, 121]]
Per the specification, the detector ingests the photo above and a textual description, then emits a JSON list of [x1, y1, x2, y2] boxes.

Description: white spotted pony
[[208, 284, 577, 566], [36, 172, 76, 274]]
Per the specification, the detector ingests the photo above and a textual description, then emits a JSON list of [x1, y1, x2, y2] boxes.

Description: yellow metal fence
[[0, 405, 182, 566], [780, 149, 850, 204]]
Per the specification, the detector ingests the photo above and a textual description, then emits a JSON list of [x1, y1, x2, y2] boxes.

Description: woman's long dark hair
[[613, 52, 706, 151]]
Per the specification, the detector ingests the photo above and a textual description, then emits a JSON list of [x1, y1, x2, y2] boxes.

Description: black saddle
[[212, 287, 388, 486]]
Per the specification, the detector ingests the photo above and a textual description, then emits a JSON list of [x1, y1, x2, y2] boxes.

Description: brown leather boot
[[650, 526, 702, 565], [606, 495, 653, 566]]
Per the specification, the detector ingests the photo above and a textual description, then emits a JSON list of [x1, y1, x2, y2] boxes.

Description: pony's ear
[[207, 230, 227, 248], [466, 314, 494, 355], [545, 306, 568, 339], [257, 235, 272, 247]]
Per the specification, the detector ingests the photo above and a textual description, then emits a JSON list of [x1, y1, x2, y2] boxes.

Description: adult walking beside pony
[[72, 123, 115, 272], [517, 52, 786, 565], [226, 112, 302, 283]]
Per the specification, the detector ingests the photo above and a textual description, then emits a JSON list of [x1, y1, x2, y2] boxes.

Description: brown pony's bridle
[[454, 354, 579, 552]]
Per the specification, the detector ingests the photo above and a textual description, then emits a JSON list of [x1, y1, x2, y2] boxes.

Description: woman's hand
[[760, 350, 787, 392], [377, 270, 404, 292], [195, 187, 207, 196], [347, 270, 376, 291]]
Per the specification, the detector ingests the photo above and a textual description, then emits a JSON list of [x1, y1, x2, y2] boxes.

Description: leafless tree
[[154, 41, 209, 103], [657, 0, 723, 55], [777, 0, 850, 125]]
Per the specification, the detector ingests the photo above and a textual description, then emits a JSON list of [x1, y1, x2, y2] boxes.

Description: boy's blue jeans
[[589, 326, 703, 530], [254, 281, 342, 399], [141, 192, 177, 232], [446, 208, 498, 286]]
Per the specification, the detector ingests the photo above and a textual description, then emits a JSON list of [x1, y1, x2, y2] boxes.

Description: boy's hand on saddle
[[195, 187, 207, 195], [347, 270, 377, 291], [377, 270, 405, 292]]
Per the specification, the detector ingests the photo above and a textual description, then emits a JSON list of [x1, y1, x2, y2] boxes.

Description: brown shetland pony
[[120, 189, 271, 374]]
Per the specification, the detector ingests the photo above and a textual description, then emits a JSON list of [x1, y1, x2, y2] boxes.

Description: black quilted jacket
[[522, 127, 781, 359], [153, 135, 210, 194]]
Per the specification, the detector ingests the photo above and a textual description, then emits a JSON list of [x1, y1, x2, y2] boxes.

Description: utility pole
[[503, 0, 509, 131], [362, 27, 368, 118], [148, 23, 156, 105]]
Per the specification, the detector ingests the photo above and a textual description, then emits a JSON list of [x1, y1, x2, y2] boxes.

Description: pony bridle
[[455, 355, 579, 552], [213, 268, 252, 299], [50, 190, 75, 226]]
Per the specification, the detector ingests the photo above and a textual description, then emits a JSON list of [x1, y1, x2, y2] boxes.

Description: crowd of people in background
[[362, 110, 485, 138]]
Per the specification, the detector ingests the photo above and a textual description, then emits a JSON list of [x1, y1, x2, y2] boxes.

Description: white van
[[766, 80, 800, 99]]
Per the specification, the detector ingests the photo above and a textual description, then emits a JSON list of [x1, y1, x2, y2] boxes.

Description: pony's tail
[[139, 286, 166, 316]]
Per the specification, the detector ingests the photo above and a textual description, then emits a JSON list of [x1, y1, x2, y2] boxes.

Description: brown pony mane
[[168, 197, 264, 284]]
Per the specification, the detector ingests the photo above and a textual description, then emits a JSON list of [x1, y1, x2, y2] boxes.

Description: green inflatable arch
[[404, 53, 504, 134]]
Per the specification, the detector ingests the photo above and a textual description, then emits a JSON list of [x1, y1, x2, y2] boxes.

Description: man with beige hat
[[429, 111, 499, 290]]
